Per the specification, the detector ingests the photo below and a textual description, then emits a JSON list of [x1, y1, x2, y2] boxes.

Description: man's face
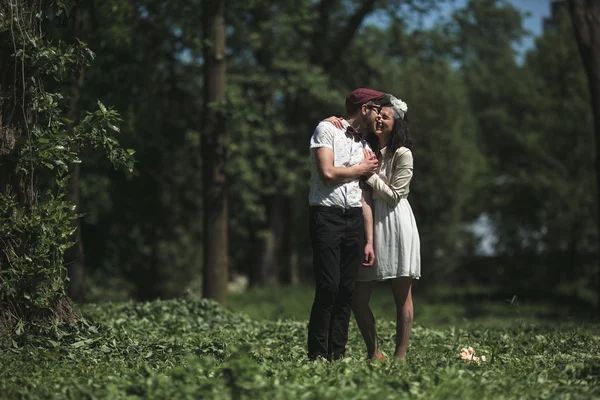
[[360, 102, 382, 132]]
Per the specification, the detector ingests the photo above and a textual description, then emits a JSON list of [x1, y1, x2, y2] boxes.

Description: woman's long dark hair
[[366, 113, 413, 158]]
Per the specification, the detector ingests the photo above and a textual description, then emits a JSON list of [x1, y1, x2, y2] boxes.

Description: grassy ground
[[0, 286, 599, 399], [228, 283, 594, 329]]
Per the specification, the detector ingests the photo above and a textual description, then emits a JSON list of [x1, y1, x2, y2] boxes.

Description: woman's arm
[[366, 148, 413, 206], [360, 181, 375, 266]]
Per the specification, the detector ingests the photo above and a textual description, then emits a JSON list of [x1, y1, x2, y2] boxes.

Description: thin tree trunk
[[65, 162, 85, 302], [248, 232, 261, 287], [248, 196, 282, 287], [280, 196, 299, 285], [64, 3, 88, 302], [567, 0, 600, 305], [260, 196, 283, 287], [321, 0, 377, 72], [202, 0, 228, 305]]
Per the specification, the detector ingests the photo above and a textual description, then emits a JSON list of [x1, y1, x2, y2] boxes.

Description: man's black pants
[[308, 205, 364, 361]]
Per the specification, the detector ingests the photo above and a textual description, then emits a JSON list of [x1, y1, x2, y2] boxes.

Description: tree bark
[[65, 162, 85, 302], [280, 196, 299, 285], [247, 196, 283, 287], [64, 3, 87, 302], [260, 196, 283, 287], [0, 0, 79, 326], [567, 0, 600, 305], [310, 0, 340, 63], [202, 0, 228, 305]]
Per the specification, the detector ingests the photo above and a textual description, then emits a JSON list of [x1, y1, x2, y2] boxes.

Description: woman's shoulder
[[393, 146, 412, 158]]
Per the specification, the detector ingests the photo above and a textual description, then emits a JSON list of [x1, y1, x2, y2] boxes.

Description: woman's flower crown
[[385, 94, 408, 120]]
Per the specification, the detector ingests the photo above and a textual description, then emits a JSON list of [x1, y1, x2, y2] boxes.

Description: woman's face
[[375, 106, 395, 137]]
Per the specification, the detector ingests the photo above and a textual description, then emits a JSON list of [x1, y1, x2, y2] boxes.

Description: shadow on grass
[[228, 283, 600, 328], [418, 283, 599, 322]]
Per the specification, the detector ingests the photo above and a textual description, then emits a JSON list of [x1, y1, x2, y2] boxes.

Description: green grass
[[1, 287, 599, 399], [228, 284, 592, 329]]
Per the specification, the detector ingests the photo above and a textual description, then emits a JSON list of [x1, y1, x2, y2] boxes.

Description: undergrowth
[[1, 296, 599, 399]]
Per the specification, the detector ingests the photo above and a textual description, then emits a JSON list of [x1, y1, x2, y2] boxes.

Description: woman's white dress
[[357, 146, 421, 281]]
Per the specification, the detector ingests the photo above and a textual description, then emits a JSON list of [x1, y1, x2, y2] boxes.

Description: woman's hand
[[323, 116, 344, 130], [362, 148, 377, 176]]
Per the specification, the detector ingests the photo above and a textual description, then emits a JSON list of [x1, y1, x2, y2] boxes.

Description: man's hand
[[323, 116, 344, 130], [363, 242, 375, 267], [359, 149, 378, 175]]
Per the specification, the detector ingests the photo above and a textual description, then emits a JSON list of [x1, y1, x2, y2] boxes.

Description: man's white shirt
[[308, 120, 369, 208]]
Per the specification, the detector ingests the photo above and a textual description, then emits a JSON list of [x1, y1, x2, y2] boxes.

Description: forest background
[[2, 0, 599, 312]]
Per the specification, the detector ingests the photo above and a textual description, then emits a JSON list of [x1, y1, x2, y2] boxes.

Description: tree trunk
[[65, 163, 86, 302], [280, 196, 299, 285], [64, 1, 88, 303], [0, 0, 79, 327], [321, 0, 377, 72], [64, 44, 87, 303], [260, 196, 283, 286], [202, 0, 228, 305], [247, 196, 283, 287], [567, 0, 600, 305]]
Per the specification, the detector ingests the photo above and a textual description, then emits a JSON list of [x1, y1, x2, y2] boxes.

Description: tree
[[445, 0, 531, 253], [225, 0, 442, 287], [71, 0, 206, 300], [63, 1, 89, 303], [567, 0, 600, 299], [0, 0, 132, 331], [482, 6, 597, 292], [202, 0, 228, 305]]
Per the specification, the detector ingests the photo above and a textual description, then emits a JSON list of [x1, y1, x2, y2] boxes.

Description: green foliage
[[0, 1, 133, 327], [463, 5, 598, 290], [10, 0, 594, 300], [69, 0, 207, 298], [0, 297, 598, 399], [0, 191, 73, 312]]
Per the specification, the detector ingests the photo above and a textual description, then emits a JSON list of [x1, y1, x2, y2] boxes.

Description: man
[[307, 88, 384, 361]]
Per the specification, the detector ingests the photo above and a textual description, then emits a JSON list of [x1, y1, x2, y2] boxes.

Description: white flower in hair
[[387, 94, 408, 120]]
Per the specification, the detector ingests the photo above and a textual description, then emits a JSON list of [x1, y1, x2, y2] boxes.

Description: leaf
[[71, 339, 93, 348], [98, 101, 107, 114], [15, 321, 24, 336], [108, 124, 120, 132]]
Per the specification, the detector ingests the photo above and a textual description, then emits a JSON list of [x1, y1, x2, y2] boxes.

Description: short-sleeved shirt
[[308, 120, 369, 208]]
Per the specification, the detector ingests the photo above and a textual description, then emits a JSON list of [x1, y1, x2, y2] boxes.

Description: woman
[[326, 94, 420, 361]]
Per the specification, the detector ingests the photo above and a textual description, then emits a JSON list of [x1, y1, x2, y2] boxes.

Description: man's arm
[[361, 183, 375, 267], [314, 147, 377, 184]]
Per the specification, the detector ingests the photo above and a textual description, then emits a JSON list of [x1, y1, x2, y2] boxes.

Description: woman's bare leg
[[391, 277, 413, 360], [352, 281, 384, 360]]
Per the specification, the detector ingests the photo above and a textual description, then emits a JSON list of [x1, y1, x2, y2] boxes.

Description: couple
[[308, 88, 420, 362]]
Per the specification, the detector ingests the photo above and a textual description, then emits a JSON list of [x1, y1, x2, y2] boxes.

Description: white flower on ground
[[458, 346, 487, 364]]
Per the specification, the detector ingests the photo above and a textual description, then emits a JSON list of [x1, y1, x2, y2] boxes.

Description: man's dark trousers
[[308, 205, 364, 361]]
